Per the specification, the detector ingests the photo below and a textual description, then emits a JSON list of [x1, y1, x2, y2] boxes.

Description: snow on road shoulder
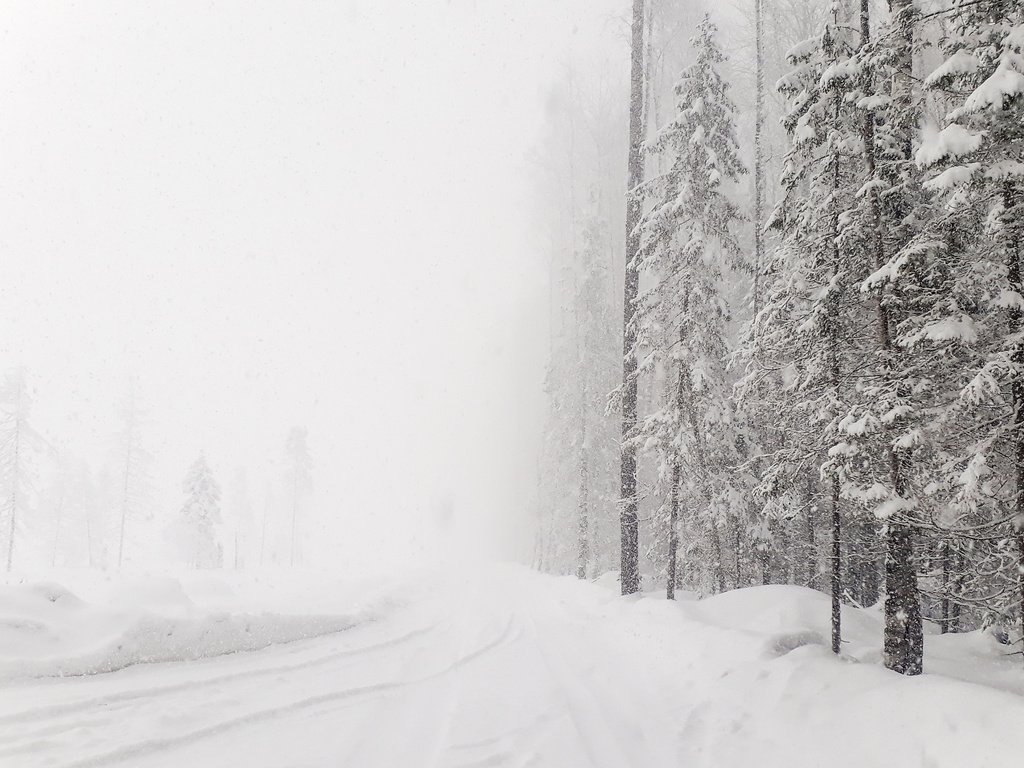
[[576, 572, 1024, 767], [0, 570, 388, 681]]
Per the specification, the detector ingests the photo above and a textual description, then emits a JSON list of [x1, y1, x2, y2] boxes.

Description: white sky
[[0, 1, 630, 569]]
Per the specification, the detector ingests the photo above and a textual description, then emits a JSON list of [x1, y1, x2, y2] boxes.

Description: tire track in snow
[[46, 615, 518, 768], [0, 619, 444, 729]]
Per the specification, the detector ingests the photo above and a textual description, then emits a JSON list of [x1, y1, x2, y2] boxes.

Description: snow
[[924, 162, 981, 192], [915, 124, 984, 168], [1, 566, 1023, 767], [918, 315, 980, 344], [0, 570, 379, 680], [954, 51, 1024, 118], [925, 49, 979, 87], [785, 36, 820, 63]]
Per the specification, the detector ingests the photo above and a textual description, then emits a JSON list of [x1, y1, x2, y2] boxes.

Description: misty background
[[0, 1, 620, 571], [0, 0, 766, 573]]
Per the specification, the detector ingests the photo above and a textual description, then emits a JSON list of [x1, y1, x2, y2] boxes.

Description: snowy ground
[[1, 565, 1023, 767]]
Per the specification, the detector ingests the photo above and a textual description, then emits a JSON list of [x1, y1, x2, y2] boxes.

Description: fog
[[0, 1, 624, 573]]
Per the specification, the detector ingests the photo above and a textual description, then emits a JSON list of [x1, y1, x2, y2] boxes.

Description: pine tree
[[745, 12, 867, 652], [841, 0, 926, 675], [175, 454, 223, 569], [632, 15, 746, 598], [538, 207, 620, 577], [914, 0, 1024, 639], [0, 370, 46, 573], [619, 0, 647, 596]]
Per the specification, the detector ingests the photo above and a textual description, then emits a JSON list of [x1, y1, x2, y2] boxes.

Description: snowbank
[[537, 572, 1024, 767], [0, 571, 378, 680]]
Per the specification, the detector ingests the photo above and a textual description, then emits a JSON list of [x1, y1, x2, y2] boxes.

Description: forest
[[0, 369, 314, 574], [534, 0, 1024, 676], [3, 2, 1024, 765]]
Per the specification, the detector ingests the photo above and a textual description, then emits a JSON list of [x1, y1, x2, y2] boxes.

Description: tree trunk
[[752, 0, 766, 313], [940, 540, 950, 634], [805, 491, 816, 589], [619, 0, 646, 596], [759, 528, 770, 586], [710, 519, 726, 593], [577, 412, 590, 580], [666, 460, 680, 600], [949, 551, 963, 633], [780, 522, 792, 584], [1002, 183, 1024, 658], [830, 473, 842, 654], [733, 520, 743, 588], [828, 91, 843, 654], [862, 0, 922, 676], [666, 357, 686, 600]]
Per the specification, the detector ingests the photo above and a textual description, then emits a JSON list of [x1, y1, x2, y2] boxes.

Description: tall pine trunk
[[709, 520, 726, 593], [1004, 184, 1024, 652], [752, 0, 765, 313], [666, 348, 687, 600], [804, 475, 817, 588], [666, 459, 680, 599], [940, 540, 951, 634], [619, 0, 646, 596], [577, 396, 590, 580], [862, 0, 923, 675], [828, 91, 843, 655]]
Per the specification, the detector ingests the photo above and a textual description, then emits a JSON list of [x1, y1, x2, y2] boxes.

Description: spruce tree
[[176, 454, 223, 569], [914, 0, 1024, 637], [632, 16, 746, 597], [745, 14, 867, 652]]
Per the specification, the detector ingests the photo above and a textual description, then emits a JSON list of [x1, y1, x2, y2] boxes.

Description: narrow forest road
[[1, 565, 1022, 768], [0, 568, 687, 768]]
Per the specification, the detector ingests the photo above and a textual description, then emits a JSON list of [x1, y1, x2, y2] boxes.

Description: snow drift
[[0, 573, 375, 680]]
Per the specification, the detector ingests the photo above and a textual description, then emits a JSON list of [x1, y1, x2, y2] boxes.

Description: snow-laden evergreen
[[629, 16, 747, 596], [173, 454, 223, 569]]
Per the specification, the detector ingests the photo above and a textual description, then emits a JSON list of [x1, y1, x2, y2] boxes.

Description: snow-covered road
[[0, 569, 684, 767], [2, 566, 1024, 767]]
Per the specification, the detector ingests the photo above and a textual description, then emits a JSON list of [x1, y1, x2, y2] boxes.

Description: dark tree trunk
[[1004, 184, 1024, 656], [734, 521, 743, 588], [666, 355, 686, 600], [884, 522, 923, 674], [759, 530, 770, 586], [666, 460, 680, 600], [861, 531, 882, 606], [830, 474, 842, 654], [618, 0, 646, 596], [862, 0, 922, 676], [752, 0, 765, 313], [710, 520, 726, 593], [780, 523, 792, 584], [828, 89, 843, 656], [949, 551, 962, 633], [805, 494, 816, 589], [940, 540, 950, 634]]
